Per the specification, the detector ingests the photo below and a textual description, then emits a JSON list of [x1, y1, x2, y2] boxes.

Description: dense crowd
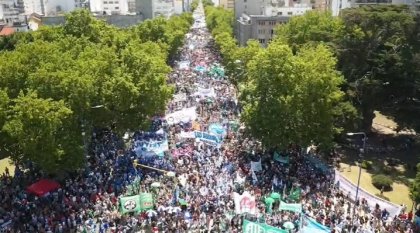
[[0, 3, 419, 233]]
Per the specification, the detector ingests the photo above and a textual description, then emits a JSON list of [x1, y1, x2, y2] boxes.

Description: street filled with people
[[0, 3, 419, 233]]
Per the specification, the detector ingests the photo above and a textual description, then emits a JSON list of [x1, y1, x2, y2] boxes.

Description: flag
[[139, 193, 154, 210], [289, 187, 301, 201], [120, 195, 141, 214]]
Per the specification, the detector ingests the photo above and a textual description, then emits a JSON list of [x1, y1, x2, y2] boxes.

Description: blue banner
[[194, 131, 220, 145], [134, 140, 169, 157], [302, 216, 330, 233]]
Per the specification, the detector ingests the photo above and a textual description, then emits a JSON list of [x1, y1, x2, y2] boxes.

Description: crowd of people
[[0, 2, 419, 233]]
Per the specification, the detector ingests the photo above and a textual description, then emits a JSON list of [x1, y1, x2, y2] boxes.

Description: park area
[[339, 111, 418, 210]]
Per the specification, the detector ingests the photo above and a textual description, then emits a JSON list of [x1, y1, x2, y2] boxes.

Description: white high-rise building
[[23, 0, 76, 16], [89, 0, 129, 15], [0, 0, 22, 23]]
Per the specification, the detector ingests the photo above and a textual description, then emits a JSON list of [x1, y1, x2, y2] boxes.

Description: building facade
[[0, 0, 24, 23], [219, 0, 234, 9], [23, 0, 77, 16], [89, 0, 129, 15], [135, 0, 174, 19], [235, 0, 312, 47]]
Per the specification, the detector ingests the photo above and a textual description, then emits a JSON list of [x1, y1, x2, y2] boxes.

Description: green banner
[[273, 152, 289, 164], [242, 219, 288, 233], [279, 201, 302, 213], [120, 195, 141, 214], [289, 187, 301, 201], [140, 193, 154, 210]]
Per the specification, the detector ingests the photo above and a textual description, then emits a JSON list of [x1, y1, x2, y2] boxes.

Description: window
[[277, 12, 282, 15], [115, 6, 119, 9], [104, 1, 108, 3], [258, 21, 265, 26], [287, 11, 293, 15], [258, 29, 265, 34], [268, 21, 276, 26], [244, 0, 247, 2], [244, 4, 247, 8], [259, 38, 266, 44], [108, 1, 113, 3], [104, 7, 108, 9], [270, 29, 274, 35]]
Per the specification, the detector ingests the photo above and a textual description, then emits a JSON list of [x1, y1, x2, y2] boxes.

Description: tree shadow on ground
[[336, 130, 418, 186]]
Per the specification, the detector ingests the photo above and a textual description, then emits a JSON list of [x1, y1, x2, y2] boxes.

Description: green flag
[[139, 193, 154, 210], [289, 187, 301, 201], [120, 195, 141, 214]]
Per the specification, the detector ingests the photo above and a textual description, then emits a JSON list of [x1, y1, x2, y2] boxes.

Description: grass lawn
[[340, 163, 413, 209], [0, 157, 15, 177]]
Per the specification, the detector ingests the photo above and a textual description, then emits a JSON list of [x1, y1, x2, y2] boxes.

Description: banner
[[208, 123, 226, 138], [233, 191, 257, 215], [140, 193, 154, 210], [279, 201, 302, 213], [242, 219, 288, 233], [274, 152, 289, 164], [173, 92, 187, 102], [120, 195, 141, 214], [194, 87, 216, 98], [165, 107, 197, 125], [178, 61, 190, 70], [302, 216, 330, 233], [134, 139, 169, 157], [178, 131, 196, 139], [251, 159, 262, 172], [194, 131, 220, 145]]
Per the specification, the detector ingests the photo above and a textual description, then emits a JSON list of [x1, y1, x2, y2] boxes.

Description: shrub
[[361, 160, 373, 170], [372, 174, 393, 191]]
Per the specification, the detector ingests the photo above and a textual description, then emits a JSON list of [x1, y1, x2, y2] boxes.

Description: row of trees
[[205, 5, 420, 149], [205, 6, 356, 149], [0, 10, 193, 173]]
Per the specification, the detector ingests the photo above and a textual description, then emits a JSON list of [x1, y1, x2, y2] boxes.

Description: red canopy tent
[[27, 179, 60, 196]]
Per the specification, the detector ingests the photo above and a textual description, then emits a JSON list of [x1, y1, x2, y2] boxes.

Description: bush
[[372, 174, 393, 191], [361, 160, 373, 170]]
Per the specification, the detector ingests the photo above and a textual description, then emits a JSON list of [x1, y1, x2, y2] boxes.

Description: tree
[[337, 5, 418, 131], [275, 11, 343, 52], [2, 91, 77, 173], [410, 163, 420, 204], [0, 9, 192, 173], [241, 41, 353, 149]]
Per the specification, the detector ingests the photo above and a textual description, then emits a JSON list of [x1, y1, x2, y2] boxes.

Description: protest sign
[[173, 93, 187, 102], [233, 191, 257, 215], [251, 159, 262, 172], [165, 107, 197, 125], [134, 139, 169, 157], [194, 131, 220, 145]]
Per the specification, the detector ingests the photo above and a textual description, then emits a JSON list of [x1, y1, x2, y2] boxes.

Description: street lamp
[[346, 132, 367, 228], [81, 105, 105, 165]]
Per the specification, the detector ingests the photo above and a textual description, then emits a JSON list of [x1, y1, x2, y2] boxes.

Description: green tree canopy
[[0, 9, 192, 174], [337, 5, 420, 131], [241, 41, 354, 149], [275, 11, 343, 51]]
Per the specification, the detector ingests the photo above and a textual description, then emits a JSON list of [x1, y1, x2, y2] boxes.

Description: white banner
[[251, 159, 262, 172], [233, 191, 257, 215], [193, 87, 216, 98], [179, 131, 196, 138], [173, 93, 187, 102], [334, 170, 402, 217], [165, 107, 197, 125]]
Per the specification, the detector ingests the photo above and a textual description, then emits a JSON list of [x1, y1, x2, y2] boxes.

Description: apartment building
[[90, 0, 129, 14], [23, 0, 77, 16], [0, 0, 24, 23], [135, 0, 174, 19]]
